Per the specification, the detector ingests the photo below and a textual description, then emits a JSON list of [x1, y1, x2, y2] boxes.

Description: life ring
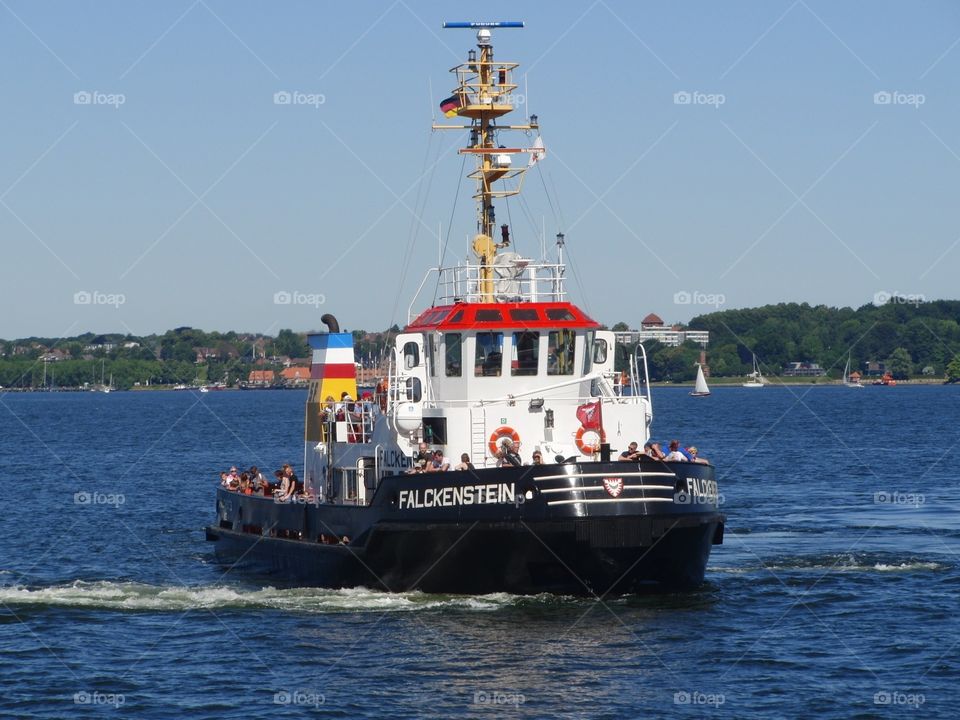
[[488, 426, 521, 456], [575, 426, 603, 455]]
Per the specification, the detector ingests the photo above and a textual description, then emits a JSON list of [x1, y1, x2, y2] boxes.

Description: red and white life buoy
[[575, 426, 603, 455], [488, 426, 521, 456]]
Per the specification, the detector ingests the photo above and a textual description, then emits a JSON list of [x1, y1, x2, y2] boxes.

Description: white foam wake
[[0, 580, 545, 613]]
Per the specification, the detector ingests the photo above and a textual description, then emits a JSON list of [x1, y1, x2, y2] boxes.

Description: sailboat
[[742, 354, 765, 388], [690, 363, 711, 396], [843, 355, 863, 388]]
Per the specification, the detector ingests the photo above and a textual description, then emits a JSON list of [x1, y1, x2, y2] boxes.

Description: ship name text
[[398, 483, 516, 510]]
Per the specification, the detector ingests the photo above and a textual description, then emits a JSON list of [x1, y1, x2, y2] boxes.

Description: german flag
[[439, 94, 463, 118]]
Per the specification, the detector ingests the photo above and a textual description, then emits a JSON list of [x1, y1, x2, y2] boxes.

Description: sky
[[1, 0, 958, 339]]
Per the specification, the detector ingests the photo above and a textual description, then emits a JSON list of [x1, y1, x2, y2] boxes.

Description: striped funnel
[[305, 332, 357, 442]]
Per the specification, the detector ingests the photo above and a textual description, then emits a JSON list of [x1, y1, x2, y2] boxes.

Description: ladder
[[469, 407, 487, 466]]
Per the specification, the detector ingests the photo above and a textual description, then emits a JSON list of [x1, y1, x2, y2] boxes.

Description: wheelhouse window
[[475, 309, 504, 322], [445, 333, 462, 377], [593, 337, 608, 364], [427, 334, 436, 377], [548, 330, 575, 376], [546, 308, 575, 321], [511, 331, 539, 376], [474, 332, 504, 376], [402, 341, 420, 369]]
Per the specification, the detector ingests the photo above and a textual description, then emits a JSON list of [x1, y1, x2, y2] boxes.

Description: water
[[1, 386, 957, 718]]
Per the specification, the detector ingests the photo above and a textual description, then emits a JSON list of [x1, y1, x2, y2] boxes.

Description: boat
[[842, 354, 864, 388], [204, 21, 725, 595], [690, 363, 711, 397], [742, 354, 765, 388], [872, 372, 897, 386]]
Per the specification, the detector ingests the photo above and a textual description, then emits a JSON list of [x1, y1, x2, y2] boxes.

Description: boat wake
[[713, 552, 947, 575], [0, 580, 570, 613]]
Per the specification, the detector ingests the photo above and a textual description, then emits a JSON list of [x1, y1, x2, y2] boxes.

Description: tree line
[[614, 300, 960, 382]]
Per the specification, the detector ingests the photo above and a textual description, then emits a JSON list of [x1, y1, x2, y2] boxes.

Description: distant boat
[[742, 354, 765, 388], [843, 355, 864, 388], [690, 363, 711, 396], [199, 386, 210, 393]]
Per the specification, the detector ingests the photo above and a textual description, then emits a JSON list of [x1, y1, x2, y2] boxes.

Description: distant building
[[247, 370, 275, 386], [864, 361, 887, 377], [613, 312, 709, 348], [783, 362, 826, 377], [280, 367, 310, 386]]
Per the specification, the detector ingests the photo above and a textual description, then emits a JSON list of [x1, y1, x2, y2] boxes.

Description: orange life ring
[[575, 426, 604, 455], [488, 426, 521, 456]]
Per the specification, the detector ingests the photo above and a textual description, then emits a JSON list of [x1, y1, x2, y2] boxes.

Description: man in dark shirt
[[407, 441, 431, 474], [619, 442, 642, 462]]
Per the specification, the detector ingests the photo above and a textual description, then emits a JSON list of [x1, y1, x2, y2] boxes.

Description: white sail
[[743, 354, 765, 387], [691, 364, 710, 396]]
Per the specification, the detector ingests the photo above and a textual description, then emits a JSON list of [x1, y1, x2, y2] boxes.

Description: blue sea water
[[0, 385, 957, 718]]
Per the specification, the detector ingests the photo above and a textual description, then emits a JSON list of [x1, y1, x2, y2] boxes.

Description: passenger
[[219, 472, 230, 488], [282, 464, 302, 495], [227, 466, 240, 483], [531, 451, 544, 465], [428, 449, 451, 472], [248, 465, 267, 491], [663, 440, 687, 462], [497, 438, 523, 468], [619, 442, 642, 462], [454, 453, 475, 471], [406, 441, 431, 474], [644, 441, 666, 460], [239, 472, 253, 495], [687, 446, 709, 464]]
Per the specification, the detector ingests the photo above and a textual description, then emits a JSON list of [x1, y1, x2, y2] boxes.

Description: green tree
[[885, 347, 913, 380], [611, 322, 629, 332], [946, 356, 960, 384]]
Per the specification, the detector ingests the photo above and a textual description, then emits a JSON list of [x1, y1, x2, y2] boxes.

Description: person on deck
[[644, 442, 666, 460], [497, 439, 523, 468], [531, 451, 544, 465], [455, 453, 474, 471], [619, 442, 642, 462], [687, 446, 709, 464], [428, 450, 451, 472], [406, 441, 431, 474], [663, 440, 687, 462]]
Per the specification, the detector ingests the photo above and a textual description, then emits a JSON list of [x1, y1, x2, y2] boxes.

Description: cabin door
[[392, 333, 428, 438]]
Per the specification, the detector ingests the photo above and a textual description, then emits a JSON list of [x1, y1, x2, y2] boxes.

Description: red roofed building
[[247, 370, 275, 386], [641, 313, 663, 328], [281, 366, 310, 386]]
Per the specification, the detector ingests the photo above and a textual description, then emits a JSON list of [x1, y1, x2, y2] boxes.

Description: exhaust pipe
[[321, 314, 340, 333]]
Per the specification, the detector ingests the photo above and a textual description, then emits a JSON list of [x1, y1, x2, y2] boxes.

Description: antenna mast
[[434, 21, 540, 302]]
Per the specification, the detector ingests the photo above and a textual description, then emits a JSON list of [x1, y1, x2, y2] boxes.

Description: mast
[[434, 21, 539, 302]]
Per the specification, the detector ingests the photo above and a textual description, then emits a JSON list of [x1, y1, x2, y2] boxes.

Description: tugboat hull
[[207, 461, 724, 595]]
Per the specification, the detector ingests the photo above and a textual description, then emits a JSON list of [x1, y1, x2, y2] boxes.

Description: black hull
[[206, 461, 724, 595]]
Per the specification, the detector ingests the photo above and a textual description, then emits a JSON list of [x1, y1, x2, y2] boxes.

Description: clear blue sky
[[1, 0, 958, 339]]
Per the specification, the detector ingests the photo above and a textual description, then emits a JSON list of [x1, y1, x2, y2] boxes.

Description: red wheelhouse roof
[[405, 302, 601, 332]]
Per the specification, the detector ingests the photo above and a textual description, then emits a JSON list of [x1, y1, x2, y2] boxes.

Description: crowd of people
[[404, 437, 707, 473], [618, 439, 709, 464], [219, 463, 304, 501]]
